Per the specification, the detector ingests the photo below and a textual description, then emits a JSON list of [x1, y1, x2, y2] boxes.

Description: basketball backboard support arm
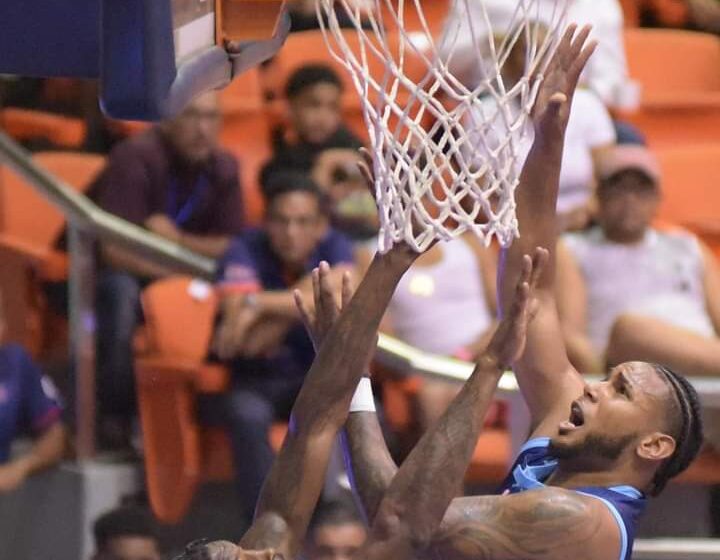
[[0, 0, 289, 121]]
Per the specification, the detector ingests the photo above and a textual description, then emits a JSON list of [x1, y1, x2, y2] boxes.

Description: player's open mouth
[[558, 402, 585, 434]]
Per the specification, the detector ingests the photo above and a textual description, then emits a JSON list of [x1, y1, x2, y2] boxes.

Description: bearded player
[[341, 24, 704, 560]]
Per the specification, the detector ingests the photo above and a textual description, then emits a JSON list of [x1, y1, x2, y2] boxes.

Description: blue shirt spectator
[[208, 171, 355, 525], [217, 227, 354, 375], [0, 335, 65, 494], [0, 344, 62, 463]]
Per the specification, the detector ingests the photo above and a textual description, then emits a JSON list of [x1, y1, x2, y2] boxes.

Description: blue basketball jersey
[[499, 438, 646, 560]]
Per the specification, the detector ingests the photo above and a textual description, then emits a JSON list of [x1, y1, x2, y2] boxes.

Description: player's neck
[[548, 463, 642, 491]]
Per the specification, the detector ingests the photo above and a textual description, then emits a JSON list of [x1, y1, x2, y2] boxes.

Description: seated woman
[[383, 234, 499, 430]]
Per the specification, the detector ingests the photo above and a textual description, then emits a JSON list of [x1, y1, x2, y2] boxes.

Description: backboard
[[0, 0, 289, 121]]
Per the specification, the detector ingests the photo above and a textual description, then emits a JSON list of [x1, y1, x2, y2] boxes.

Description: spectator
[[383, 235, 499, 430], [91, 506, 161, 560], [556, 145, 720, 377], [304, 498, 367, 560], [210, 172, 355, 524], [441, 0, 640, 111], [0, 293, 66, 493], [261, 64, 374, 240], [87, 91, 244, 449], [260, 64, 363, 189]]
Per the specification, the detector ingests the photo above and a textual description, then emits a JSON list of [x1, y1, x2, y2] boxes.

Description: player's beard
[[549, 432, 637, 466]]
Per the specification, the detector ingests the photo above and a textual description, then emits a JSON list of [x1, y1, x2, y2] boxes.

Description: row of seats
[[5, 147, 719, 523]]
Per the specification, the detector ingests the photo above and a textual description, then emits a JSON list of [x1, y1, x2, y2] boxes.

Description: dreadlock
[[650, 364, 704, 496]]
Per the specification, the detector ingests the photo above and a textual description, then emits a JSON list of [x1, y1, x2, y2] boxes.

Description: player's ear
[[636, 432, 675, 462]]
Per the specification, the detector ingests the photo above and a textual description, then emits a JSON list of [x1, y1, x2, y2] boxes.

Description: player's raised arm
[[357, 250, 545, 560], [238, 244, 420, 559], [498, 25, 597, 437]]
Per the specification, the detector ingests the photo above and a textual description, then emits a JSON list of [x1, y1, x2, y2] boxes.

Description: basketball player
[[341, 25, 704, 560], [178, 220, 543, 560]]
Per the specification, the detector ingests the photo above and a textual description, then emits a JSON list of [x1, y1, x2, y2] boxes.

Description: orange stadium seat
[[379, 0, 451, 35], [655, 144, 720, 227], [136, 276, 227, 523], [264, 29, 432, 142], [0, 107, 87, 148], [619, 28, 720, 146], [0, 151, 104, 353], [219, 67, 272, 226], [381, 376, 511, 485], [136, 277, 288, 523]]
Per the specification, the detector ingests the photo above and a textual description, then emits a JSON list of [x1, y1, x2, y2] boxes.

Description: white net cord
[[317, 0, 569, 252]]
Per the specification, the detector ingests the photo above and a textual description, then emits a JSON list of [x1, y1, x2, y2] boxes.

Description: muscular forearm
[[249, 252, 414, 556], [370, 354, 504, 551], [342, 408, 398, 523], [14, 423, 66, 477], [501, 130, 565, 306]]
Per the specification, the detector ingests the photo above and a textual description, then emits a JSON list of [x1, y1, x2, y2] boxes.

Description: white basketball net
[[317, 0, 568, 252]]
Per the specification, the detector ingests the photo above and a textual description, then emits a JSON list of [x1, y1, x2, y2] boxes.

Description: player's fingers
[[519, 254, 533, 288], [572, 24, 593, 53], [312, 267, 321, 308], [318, 261, 336, 313], [341, 270, 353, 309], [560, 23, 578, 50], [572, 40, 598, 82], [357, 147, 375, 192], [529, 246, 549, 289], [293, 289, 313, 330]]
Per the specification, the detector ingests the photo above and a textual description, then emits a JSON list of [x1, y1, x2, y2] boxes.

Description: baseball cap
[[596, 145, 662, 186]]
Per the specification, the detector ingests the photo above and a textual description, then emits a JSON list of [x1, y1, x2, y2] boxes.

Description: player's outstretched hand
[[531, 24, 597, 134], [294, 261, 353, 350], [486, 247, 548, 368]]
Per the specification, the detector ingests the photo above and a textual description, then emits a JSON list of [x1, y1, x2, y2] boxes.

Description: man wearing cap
[[556, 145, 720, 379]]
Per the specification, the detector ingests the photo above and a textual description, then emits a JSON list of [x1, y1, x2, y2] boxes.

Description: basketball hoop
[[317, 0, 568, 252]]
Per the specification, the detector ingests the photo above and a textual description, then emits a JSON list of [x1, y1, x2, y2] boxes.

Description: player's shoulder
[[505, 487, 622, 556]]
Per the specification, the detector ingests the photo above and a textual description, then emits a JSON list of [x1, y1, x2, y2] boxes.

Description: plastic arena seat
[[219, 67, 273, 226], [381, 376, 511, 484], [0, 152, 104, 352], [619, 29, 720, 146], [655, 144, 720, 228], [136, 277, 288, 523], [379, 0, 452, 35], [0, 108, 87, 149], [264, 29, 431, 141]]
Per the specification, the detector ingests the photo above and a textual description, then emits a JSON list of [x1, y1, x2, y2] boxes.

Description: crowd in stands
[[0, 0, 719, 553]]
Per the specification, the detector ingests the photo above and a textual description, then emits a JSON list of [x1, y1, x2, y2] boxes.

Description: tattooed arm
[[426, 488, 620, 560], [358, 251, 546, 560], [238, 248, 419, 559]]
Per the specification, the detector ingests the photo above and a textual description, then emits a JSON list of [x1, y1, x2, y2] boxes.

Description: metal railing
[[0, 131, 215, 459]]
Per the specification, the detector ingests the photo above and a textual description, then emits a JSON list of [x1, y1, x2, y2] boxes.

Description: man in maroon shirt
[[89, 91, 244, 448]]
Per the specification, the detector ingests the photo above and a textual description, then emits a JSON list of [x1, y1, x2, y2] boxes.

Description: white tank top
[[388, 239, 494, 355], [563, 227, 715, 353]]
